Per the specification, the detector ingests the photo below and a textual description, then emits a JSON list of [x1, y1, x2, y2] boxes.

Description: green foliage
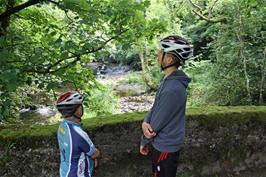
[[0, 0, 164, 121], [143, 65, 164, 91], [203, 0, 266, 105], [118, 72, 146, 85], [0, 141, 16, 169], [0, 92, 21, 122], [185, 60, 211, 106], [84, 86, 119, 118], [177, 0, 266, 105], [117, 69, 162, 92], [94, 44, 140, 67]]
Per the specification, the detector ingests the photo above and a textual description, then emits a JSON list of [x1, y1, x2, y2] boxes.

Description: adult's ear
[[165, 54, 175, 64]]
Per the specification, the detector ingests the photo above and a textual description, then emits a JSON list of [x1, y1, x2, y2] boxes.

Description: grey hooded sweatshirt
[[141, 70, 191, 152]]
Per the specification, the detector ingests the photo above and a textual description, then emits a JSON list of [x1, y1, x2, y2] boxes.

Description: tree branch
[[67, 29, 128, 59], [0, 0, 60, 23], [192, 9, 226, 23], [188, 0, 226, 23], [49, 55, 81, 74], [47, 0, 60, 6], [0, 0, 44, 22], [24, 55, 80, 74], [3, 41, 39, 49], [208, 0, 219, 18], [64, 10, 75, 23], [24, 30, 128, 74], [188, 0, 203, 13]]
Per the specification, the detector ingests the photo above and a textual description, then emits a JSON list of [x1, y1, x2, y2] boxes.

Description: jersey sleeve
[[73, 126, 97, 156]]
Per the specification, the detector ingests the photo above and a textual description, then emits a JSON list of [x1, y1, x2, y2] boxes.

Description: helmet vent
[[66, 99, 72, 102], [182, 53, 190, 57], [162, 44, 170, 48], [176, 41, 186, 45], [57, 92, 72, 103]]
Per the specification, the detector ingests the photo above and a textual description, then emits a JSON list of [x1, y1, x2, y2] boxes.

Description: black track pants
[[151, 147, 180, 177]]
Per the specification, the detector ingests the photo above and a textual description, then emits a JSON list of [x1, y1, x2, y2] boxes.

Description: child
[[56, 91, 100, 177]]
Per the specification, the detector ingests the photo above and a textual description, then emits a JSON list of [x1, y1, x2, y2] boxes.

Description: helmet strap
[[161, 63, 179, 70], [73, 114, 82, 120], [160, 52, 166, 71], [161, 52, 180, 71], [72, 104, 83, 120]]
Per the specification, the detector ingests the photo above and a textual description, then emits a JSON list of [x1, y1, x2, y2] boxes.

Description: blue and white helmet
[[160, 36, 193, 63]]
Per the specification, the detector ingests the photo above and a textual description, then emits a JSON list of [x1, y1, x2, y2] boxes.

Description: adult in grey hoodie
[[140, 35, 193, 177]]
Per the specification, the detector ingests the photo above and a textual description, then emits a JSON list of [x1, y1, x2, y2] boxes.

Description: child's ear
[[74, 106, 81, 114]]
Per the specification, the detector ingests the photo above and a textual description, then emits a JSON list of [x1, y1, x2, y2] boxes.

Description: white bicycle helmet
[[160, 35, 193, 64], [56, 91, 84, 118]]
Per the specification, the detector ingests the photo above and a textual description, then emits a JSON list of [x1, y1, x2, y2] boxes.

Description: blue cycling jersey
[[57, 120, 96, 177]]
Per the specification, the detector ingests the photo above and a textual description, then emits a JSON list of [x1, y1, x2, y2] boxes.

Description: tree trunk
[[0, 0, 15, 36], [137, 45, 156, 91], [259, 47, 266, 104], [236, 1, 252, 103], [137, 46, 147, 72]]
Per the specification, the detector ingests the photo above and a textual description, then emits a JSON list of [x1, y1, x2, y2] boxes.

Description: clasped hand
[[140, 122, 156, 156], [142, 122, 156, 139]]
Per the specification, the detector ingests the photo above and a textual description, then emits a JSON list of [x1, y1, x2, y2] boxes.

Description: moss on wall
[[0, 106, 265, 140]]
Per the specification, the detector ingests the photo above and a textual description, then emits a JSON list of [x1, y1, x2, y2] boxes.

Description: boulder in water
[[115, 84, 146, 97], [19, 105, 60, 124]]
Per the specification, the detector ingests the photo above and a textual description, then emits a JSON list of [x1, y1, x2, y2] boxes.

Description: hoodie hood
[[165, 70, 191, 88]]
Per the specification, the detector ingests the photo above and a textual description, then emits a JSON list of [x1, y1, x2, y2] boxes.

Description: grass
[[118, 71, 146, 86], [0, 106, 266, 140]]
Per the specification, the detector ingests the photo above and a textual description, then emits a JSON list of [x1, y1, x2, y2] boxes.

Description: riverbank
[[17, 71, 153, 124]]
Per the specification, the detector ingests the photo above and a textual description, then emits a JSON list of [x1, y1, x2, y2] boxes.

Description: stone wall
[[0, 108, 266, 177]]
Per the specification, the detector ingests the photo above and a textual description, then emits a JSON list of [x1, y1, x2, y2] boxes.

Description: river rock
[[115, 84, 146, 96], [119, 95, 154, 113]]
